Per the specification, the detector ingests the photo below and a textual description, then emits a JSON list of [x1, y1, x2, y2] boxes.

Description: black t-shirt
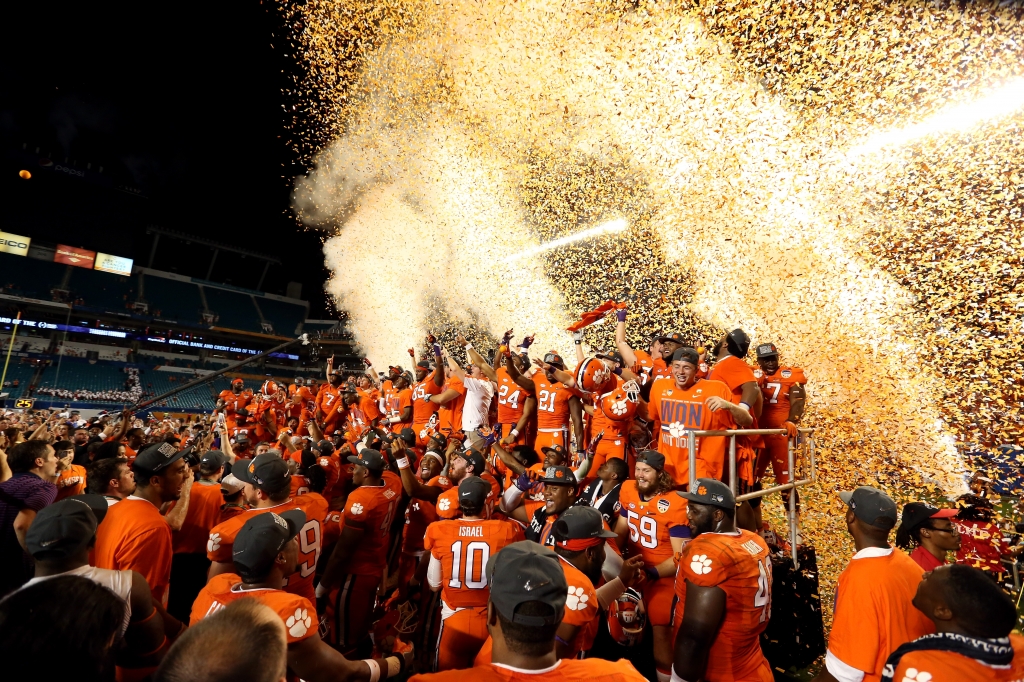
[[525, 507, 559, 547], [574, 480, 622, 526]]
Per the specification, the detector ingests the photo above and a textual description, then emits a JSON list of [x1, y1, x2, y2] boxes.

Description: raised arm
[[460, 334, 498, 383], [614, 307, 638, 368], [504, 354, 536, 393]]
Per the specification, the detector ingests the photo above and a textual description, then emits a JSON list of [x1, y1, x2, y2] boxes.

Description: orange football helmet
[[607, 587, 646, 646], [261, 380, 280, 398], [575, 357, 613, 394], [600, 379, 640, 422]]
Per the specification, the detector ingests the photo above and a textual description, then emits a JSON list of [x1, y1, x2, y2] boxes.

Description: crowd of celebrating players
[[0, 305, 1021, 682]]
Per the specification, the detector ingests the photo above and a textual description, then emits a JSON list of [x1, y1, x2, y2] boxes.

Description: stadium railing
[[685, 428, 816, 569]]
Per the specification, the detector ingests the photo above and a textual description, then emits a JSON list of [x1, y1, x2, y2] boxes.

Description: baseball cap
[[596, 350, 624, 365], [657, 332, 685, 345], [400, 371, 414, 384], [540, 444, 568, 463], [553, 506, 617, 548], [399, 427, 417, 447], [543, 352, 564, 368], [539, 465, 577, 486], [232, 510, 306, 576], [220, 473, 245, 495], [487, 542, 567, 626], [348, 448, 387, 474], [635, 450, 665, 471], [312, 439, 335, 458], [456, 448, 486, 475], [899, 502, 958, 533], [25, 494, 108, 559], [679, 478, 736, 509], [133, 441, 187, 474], [231, 453, 292, 493], [670, 347, 700, 366], [839, 486, 898, 529], [459, 476, 491, 508], [200, 450, 227, 469], [416, 359, 431, 369], [755, 343, 779, 359]]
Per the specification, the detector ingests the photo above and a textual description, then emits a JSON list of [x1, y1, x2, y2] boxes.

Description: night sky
[[0, 1, 331, 315]]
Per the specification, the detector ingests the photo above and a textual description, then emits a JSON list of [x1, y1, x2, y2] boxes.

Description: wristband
[[509, 428, 519, 438], [315, 583, 328, 598], [396, 456, 410, 469], [612, 367, 622, 375], [644, 566, 660, 582], [364, 659, 381, 682], [616, 309, 627, 322], [575, 340, 582, 345], [433, 343, 442, 356], [464, 343, 473, 351], [386, 656, 401, 677], [738, 402, 751, 412]]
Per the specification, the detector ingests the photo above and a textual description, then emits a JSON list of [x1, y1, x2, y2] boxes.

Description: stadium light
[[505, 218, 628, 262], [846, 78, 1024, 158]]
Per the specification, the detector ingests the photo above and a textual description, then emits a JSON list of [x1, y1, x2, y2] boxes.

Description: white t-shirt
[[21, 564, 132, 634], [461, 376, 495, 431]]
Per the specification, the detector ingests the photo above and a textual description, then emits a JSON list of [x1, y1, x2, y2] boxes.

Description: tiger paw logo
[[286, 608, 312, 638], [610, 399, 629, 416], [349, 502, 365, 516], [668, 422, 687, 438], [565, 586, 589, 611], [207, 533, 222, 553], [697, 485, 707, 496], [438, 498, 451, 512], [900, 670, 932, 682], [690, 554, 713, 574]]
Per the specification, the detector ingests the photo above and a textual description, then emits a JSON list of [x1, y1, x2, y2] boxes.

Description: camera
[[181, 429, 207, 468]]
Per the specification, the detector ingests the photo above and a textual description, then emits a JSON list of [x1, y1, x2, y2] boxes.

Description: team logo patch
[[753, 369, 763, 378], [566, 587, 590, 611], [207, 533, 222, 553], [286, 608, 312, 638], [898, 669, 932, 682], [438, 498, 451, 511], [350, 502, 365, 515], [628, 502, 636, 509], [157, 442, 177, 458], [657, 499, 670, 513], [271, 513, 287, 529], [781, 370, 792, 378], [690, 554, 713, 574], [710, 494, 724, 503], [697, 485, 707, 496]]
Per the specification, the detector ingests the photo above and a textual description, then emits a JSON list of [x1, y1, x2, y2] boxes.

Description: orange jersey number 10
[[448, 540, 490, 589]]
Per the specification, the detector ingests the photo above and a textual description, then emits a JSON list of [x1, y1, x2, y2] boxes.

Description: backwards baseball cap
[[899, 502, 958, 534], [456, 448, 486, 475], [553, 506, 616, 550], [231, 453, 292, 493], [459, 476, 491, 508], [839, 486, 898, 530], [487, 542, 567, 626], [399, 427, 417, 447], [348, 448, 387, 474], [540, 444, 569, 463], [679, 478, 736, 510], [635, 450, 665, 471], [133, 441, 187, 474], [416, 359, 431, 369], [232, 509, 306, 576], [539, 465, 577, 486], [670, 347, 700, 366], [657, 332, 685, 345], [755, 343, 779, 359], [220, 473, 246, 495], [25, 494, 108, 559], [200, 450, 227, 469]]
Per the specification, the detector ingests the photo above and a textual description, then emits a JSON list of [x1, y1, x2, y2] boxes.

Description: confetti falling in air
[[285, 0, 1024, 622]]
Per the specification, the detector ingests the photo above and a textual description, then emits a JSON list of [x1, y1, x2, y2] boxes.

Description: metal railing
[[685, 428, 816, 569]]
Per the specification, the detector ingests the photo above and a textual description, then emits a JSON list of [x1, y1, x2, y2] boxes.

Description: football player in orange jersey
[[206, 453, 328, 604], [589, 367, 642, 473], [395, 447, 445, 590], [883, 564, 1024, 682], [319, 448, 403, 656], [408, 541, 647, 682], [315, 362, 347, 436], [614, 450, 691, 682], [707, 330, 763, 502], [288, 377, 318, 436], [217, 378, 252, 433], [411, 340, 446, 446], [505, 352, 584, 456], [647, 347, 751, 484], [192, 511, 411, 682], [673, 479, 773, 682], [752, 343, 805, 487], [425, 477, 524, 670], [383, 372, 414, 432]]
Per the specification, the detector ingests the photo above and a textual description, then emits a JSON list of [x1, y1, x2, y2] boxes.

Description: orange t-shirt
[[338, 471, 403, 576], [827, 549, 935, 682], [170, 481, 225, 555], [754, 366, 807, 428], [708, 355, 758, 403], [673, 529, 773, 681], [424, 518, 523, 609], [191, 573, 319, 644], [412, 378, 443, 424], [409, 658, 647, 682], [495, 367, 527, 426], [646, 378, 737, 483], [531, 372, 573, 431], [559, 556, 601, 657], [616, 480, 689, 566], [93, 496, 173, 604], [55, 464, 87, 501], [437, 376, 466, 433], [891, 633, 1024, 682], [206, 494, 329, 603]]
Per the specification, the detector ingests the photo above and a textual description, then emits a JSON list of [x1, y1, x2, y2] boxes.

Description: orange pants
[[497, 423, 529, 447], [588, 436, 626, 479], [756, 434, 791, 484], [435, 605, 488, 671], [643, 576, 675, 627], [534, 427, 569, 453], [324, 573, 380, 654]]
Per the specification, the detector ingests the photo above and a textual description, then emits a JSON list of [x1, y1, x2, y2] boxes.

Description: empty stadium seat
[[203, 287, 263, 333], [0, 254, 69, 301], [0, 362, 38, 398], [67, 267, 135, 312], [142, 275, 203, 323], [255, 297, 307, 336]]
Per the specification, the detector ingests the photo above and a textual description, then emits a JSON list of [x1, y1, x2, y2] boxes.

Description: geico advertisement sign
[[0, 231, 31, 256]]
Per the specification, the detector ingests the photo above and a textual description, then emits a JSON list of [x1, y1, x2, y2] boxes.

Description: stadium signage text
[[0, 231, 31, 256]]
